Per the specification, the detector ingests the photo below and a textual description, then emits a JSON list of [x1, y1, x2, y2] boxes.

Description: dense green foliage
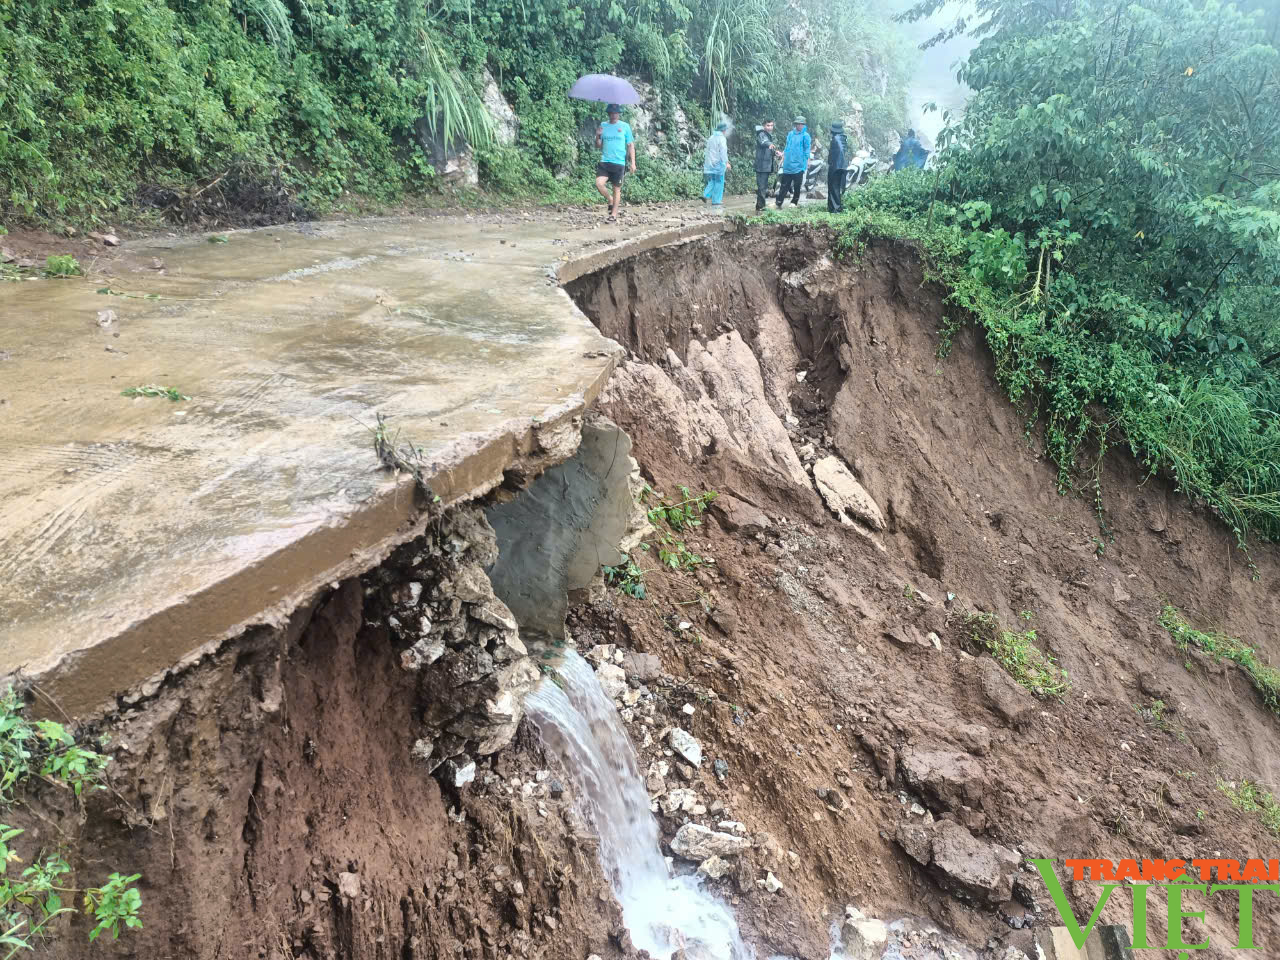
[[0, 0, 912, 221], [761, 0, 1279, 547]]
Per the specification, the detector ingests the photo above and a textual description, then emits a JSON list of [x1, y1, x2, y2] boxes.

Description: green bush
[[0, 687, 142, 954]]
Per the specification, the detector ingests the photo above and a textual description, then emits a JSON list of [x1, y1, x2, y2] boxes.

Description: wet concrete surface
[[0, 200, 745, 715]]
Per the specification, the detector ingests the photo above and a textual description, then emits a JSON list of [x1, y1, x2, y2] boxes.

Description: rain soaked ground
[[0, 203, 737, 714]]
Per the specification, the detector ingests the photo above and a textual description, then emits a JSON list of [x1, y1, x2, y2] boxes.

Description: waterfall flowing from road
[[526, 650, 749, 960]]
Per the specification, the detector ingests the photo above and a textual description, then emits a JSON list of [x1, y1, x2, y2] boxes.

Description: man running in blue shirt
[[776, 116, 810, 208], [595, 104, 636, 222]]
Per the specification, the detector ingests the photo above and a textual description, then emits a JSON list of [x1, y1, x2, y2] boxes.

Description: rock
[[401, 637, 446, 671], [759, 871, 784, 893], [0, 245, 14, 262], [926, 631, 943, 651], [874, 743, 897, 785], [597, 662, 627, 700], [337, 872, 361, 899], [453, 565, 494, 603], [620, 651, 662, 681], [470, 598, 519, 632], [549, 778, 565, 799], [977, 657, 1036, 726], [441, 759, 476, 788], [998, 900, 1030, 929], [713, 757, 729, 781], [669, 824, 751, 860], [900, 748, 986, 810], [668, 727, 702, 767], [411, 738, 435, 763], [480, 68, 518, 145], [682, 703, 696, 716], [96, 309, 116, 328], [843, 906, 889, 960], [709, 607, 738, 635], [660, 788, 698, 816], [709, 495, 772, 536], [928, 819, 1020, 904], [952, 723, 992, 756], [698, 855, 731, 880], [645, 770, 667, 798], [101, 233, 121, 246], [895, 822, 934, 865], [882, 624, 935, 653], [813, 456, 885, 530]]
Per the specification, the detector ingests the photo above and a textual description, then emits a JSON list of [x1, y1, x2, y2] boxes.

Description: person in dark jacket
[[827, 121, 849, 213], [776, 116, 810, 208], [753, 121, 782, 211], [892, 128, 929, 171]]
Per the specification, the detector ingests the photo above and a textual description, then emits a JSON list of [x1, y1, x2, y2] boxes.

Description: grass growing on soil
[[964, 612, 1070, 701], [1217, 778, 1280, 836], [0, 687, 143, 954], [1158, 605, 1280, 714]]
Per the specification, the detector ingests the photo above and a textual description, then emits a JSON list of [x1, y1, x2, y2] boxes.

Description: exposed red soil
[[568, 225, 1280, 959], [12, 222, 1280, 960]]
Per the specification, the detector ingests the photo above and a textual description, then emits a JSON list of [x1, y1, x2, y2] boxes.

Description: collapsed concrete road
[[0, 206, 735, 716]]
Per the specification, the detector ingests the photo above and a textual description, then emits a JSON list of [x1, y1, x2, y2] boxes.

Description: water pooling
[[525, 650, 749, 960]]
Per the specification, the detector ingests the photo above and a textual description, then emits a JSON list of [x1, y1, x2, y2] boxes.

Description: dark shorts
[[596, 162, 625, 186]]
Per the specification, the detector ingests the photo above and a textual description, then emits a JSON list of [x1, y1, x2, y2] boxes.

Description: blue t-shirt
[[600, 121, 634, 165]]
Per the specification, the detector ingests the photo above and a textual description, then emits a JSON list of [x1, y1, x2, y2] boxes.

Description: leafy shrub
[[43, 255, 81, 278], [0, 687, 142, 954]]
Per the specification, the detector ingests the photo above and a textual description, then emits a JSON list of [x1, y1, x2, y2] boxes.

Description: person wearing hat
[[827, 121, 850, 213], [776, 115, 810, 208], [595, 104, 636, 222], [702, 121, 732, 207]]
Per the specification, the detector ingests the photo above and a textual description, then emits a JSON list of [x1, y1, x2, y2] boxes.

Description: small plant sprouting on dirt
[[121, 385, 189, 402], [0, 687, 143, 954], [604, 485, 719, 600], [207, 234, 229, 244], [965, 611, 1070, 701], [1158, 605, 1280, 715], [603, 555, 646, 599], [43, 255, 81, 278], [1217, 778, 1280, 836], [641, 484, 717, 532], [1134, 697, 1188, 742]]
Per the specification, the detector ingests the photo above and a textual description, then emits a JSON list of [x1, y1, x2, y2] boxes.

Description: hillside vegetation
[[769, 0, 1280, 547], [0, 0, 911, 223]]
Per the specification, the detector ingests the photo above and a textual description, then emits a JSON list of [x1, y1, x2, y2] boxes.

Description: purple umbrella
[[568, 74, 642, 106]]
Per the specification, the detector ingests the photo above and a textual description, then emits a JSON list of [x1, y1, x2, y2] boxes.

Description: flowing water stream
[[525, 650, 750, 960]]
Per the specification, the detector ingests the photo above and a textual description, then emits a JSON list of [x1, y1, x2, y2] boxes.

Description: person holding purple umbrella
[[595, 104, 635, 222]]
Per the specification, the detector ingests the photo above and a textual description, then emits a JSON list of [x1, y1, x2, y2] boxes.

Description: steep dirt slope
[[566, 224, 1280, 958]]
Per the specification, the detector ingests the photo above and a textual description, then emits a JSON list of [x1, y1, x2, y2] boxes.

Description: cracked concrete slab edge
[[15, 219, 721, 721], [555, 220, 737, 284], [17, 346, 619, 721]]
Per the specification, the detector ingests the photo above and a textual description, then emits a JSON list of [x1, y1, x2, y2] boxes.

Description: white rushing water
[[525, 650, 750, 960]]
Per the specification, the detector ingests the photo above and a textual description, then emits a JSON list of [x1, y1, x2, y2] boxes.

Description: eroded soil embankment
[[19, 225, 1280, 960], [565, 225, 1280, 958], [23, 506, 633, 960]]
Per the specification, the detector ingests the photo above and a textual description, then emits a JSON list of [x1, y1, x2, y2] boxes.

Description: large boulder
[[481, 69, 518, 145], [813, 456, 885, 530], [894, 819, 1020, 905]]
